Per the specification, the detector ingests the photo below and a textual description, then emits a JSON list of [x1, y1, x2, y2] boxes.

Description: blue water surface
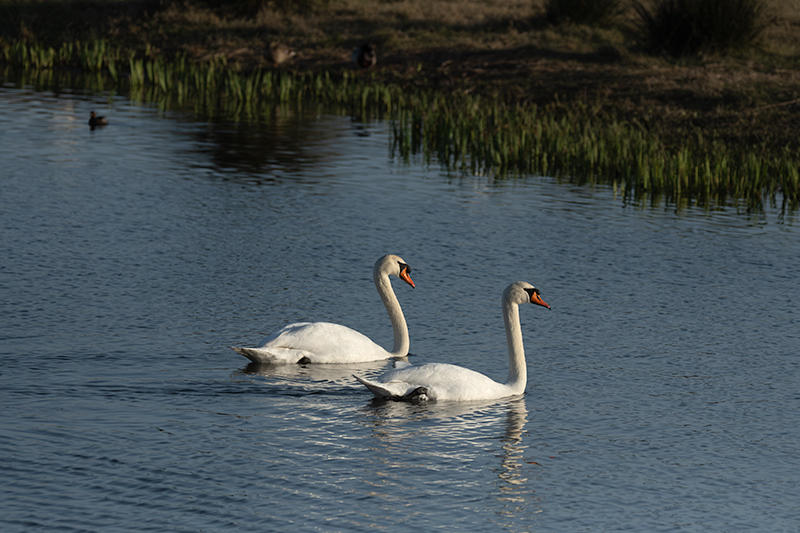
[[1, 79, 798, 532]]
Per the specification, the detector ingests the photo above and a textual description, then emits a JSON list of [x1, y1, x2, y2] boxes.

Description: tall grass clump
[[544, 0, 626, 25], [635, 0, 772, 56]]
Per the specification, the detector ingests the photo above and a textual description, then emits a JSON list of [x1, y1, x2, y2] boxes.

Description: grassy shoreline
[[2, 0, 799, 209]]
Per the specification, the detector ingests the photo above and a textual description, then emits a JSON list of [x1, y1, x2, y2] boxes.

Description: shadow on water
[[188, 105, 345, 179], [178, 105, 386, 185]]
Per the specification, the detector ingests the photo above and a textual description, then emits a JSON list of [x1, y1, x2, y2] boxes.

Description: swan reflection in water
[[232, 360, 392, 392], [494, 398, 543, 518], [358, 396, 545, 519]]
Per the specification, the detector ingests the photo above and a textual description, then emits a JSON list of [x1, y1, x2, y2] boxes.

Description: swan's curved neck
[[374, 270, 409, 357], [503, 300, 527, 394]]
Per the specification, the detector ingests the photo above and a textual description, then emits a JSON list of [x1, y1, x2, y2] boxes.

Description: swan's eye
[[399, 262, 411, 274], [524, 288, 539, 298]]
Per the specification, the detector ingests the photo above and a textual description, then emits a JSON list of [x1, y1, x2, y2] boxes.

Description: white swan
[[355, 281, 550, 401], [230, 254, 415, 364]]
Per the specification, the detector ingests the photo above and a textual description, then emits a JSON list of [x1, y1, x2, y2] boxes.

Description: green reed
[[396, 94, 798, 210], [2, 39, 797, 211]]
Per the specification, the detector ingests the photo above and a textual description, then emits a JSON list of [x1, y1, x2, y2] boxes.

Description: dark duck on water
[[88, 111, 108, 129]]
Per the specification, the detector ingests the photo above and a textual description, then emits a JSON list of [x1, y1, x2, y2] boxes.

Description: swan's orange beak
[[399, 267, 415, 288], [530, 292, 550, 309]]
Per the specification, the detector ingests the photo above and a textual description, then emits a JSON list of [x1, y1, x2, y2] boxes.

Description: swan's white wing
[[231, 322, 390, 364], [356, 363, 511, 401]]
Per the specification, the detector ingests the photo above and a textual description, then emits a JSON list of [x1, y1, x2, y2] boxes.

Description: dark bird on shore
[[89, 111, 108, 129], [352, 43, 377, 69], [268, 42, 297, 67]]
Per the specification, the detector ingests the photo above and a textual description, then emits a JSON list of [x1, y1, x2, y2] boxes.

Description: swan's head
[[375, 254, 415, 288], [505, 281, 550, 309]]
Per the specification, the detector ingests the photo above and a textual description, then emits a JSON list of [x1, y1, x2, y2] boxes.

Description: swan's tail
[[354, 375, 429, 401], [230, 345, 311, 364], [354, 375, 395, 398], [230, 346, 269, 363]]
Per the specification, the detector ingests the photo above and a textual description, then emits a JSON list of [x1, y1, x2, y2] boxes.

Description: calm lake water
[[1, 76, 799, 532]]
